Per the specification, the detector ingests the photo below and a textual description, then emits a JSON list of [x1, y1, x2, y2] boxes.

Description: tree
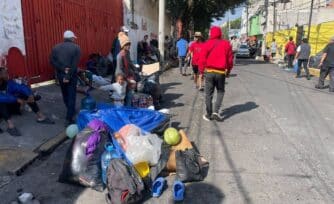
[[166, 0, 246, 38]]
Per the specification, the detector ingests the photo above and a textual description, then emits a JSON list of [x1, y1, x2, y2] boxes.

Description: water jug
[[101, 143, 120, 184], [81, 94, 96, 111]]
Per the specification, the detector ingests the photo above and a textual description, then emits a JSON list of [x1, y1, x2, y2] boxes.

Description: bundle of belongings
[[59, 104, 209, 203]]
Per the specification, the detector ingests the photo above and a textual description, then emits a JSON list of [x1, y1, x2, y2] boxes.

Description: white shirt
[[296, 46, 301, 52]]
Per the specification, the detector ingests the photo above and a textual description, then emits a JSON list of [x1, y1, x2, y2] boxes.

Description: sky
[[211, 6, 244, 26]]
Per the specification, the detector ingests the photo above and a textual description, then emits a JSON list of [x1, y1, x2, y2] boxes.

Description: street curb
[[9, 152, 39, 176], [34, 131, 67, 156]]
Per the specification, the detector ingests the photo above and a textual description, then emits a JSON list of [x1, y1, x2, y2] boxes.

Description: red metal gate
[[14, 0, 123, 83]]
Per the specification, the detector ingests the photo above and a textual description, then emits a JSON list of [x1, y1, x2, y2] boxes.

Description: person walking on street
[[295, 38, 311, 80], [271, 39, 277, 60], [230, 36, 240, 65], [199, 26, 234, 122], [285, 37, 296, 69], [187, 32, 204, 90], [315, 36, 334, 91], [50, 30, 81, 126], [176, 35, 188, 76]]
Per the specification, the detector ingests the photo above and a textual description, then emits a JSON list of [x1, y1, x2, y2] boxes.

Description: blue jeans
[[59, 76, 77, 121], [178, 56, 187, 74]]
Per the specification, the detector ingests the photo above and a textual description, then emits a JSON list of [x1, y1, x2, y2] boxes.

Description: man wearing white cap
[[50, 30, 81, 126], [316, 36, 334, 92]]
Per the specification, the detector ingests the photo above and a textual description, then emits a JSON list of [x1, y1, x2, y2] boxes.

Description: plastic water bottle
[[101, 143, 120, 184]]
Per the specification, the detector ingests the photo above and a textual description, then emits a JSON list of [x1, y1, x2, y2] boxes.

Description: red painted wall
[[7, 0, 123, 83]]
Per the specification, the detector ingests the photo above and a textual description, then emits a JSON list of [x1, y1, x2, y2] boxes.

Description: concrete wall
[[0, 0, 25, 66], [123, 0, 172, 62]]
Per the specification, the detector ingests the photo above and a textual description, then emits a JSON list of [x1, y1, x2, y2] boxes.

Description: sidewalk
[[0, 84, 109, 176]]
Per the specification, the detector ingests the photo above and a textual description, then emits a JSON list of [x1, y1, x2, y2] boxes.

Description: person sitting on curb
[[0, 67, 54, 136]]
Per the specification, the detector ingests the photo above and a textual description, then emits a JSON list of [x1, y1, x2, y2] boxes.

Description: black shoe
[[7, 127, 22, 137], [212, 112, 223, 122], [202, 114, 212, 121], [64, 119, 75, 127], [315, 84, 325, 89], [0, 128, 3, 134]]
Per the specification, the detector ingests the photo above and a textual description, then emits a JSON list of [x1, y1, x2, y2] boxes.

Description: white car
[[236, 44, 250, 58]]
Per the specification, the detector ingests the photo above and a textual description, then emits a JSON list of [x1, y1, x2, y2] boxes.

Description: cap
[[64, 30, 77, 39], [121, 26, 129, 33], [194, 32, 202, 37]]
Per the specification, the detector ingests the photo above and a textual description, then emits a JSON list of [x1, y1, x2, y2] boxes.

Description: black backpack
[[105, 159, 144, 204]]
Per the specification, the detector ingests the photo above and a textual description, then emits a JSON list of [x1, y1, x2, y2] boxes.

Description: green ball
[[66, 124, 79, 139], [164, 128, 180, 145]]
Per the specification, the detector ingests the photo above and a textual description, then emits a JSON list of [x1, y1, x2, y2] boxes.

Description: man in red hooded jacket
[[199, 26, 234, 121], [285, 37, 296, 69]]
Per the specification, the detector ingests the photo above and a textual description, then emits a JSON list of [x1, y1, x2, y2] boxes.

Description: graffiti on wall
[[0, 0, 25, 56]]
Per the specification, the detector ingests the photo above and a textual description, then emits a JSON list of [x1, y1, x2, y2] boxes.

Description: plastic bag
[[59, 120, 109, 192], [116, 124, 162, 165], [126, 133, 162, 165]]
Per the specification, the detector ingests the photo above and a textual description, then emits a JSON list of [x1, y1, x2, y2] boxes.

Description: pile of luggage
[[58, 105, 209, 203]]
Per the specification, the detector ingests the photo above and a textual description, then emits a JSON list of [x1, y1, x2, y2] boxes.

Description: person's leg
[[204, 72, 215, 120], [329, 67, 334, 92], [0, 103, 21, 136], [66, 77, 77, 122], [213, 73, 226, 115], [296, 59, 302, 77], [302, 59, 310, 79], [178, 57, 182, 74], [182, 57, 187, 75], [59, 79, 69, 108], [193, 65, 198, 86], [316, 66, 330, 88], [288, 55, 293, 68]]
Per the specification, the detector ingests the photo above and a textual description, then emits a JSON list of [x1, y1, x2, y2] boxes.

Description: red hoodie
[[285, 41, 296, 55], [199, 26, 233, 73]]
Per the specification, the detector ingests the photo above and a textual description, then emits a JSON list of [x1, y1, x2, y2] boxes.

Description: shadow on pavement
[[160, 82, 182, 93], [184, 182, 225, 204], [161, 93, 184, 109], [222, 102, 259, 121]]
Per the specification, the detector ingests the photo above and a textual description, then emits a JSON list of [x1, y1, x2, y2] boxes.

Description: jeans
[[178, 56, 187, 74], [317, 66, 334, 91], [0, 95, 40, 121], [287, 54, 295, 68], [205, 72, 226, 116], [59, 76, 77, 121], [297, 59, 309, 77]]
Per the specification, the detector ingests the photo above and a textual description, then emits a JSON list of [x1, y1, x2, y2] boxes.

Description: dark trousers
[[59, 77, 77, 121], [205, 72, 226, 115], [287, 54, 295, 68], [297, 59, 309, 76], [317, 66, 334, 91], [0, 95, 39, 121]]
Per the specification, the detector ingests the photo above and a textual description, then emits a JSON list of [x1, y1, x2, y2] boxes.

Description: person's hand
[[318, 62, 323, 68], [17, 98, 25, 105], [63, 78, 70, 83], [226, 70, 231, 78], [64, 67, 70, 74], [27, 95, 35, 103]]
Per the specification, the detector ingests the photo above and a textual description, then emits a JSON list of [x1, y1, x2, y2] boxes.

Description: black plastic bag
[[58, 128, 108, 192], [175, 148, 209, 183]]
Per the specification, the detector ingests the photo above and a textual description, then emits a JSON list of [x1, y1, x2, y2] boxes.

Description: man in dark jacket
[[0, 67, 54, 136], [316, 36, 334, 91], [50, 30, 81, 126], [199, 26, 234, 122]]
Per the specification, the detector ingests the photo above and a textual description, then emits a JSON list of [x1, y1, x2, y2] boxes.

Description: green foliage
[[166, 0, 246, 36]]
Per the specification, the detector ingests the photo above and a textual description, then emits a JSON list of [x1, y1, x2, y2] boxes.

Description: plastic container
[[134, 162, 150, 178], [101, 143, 120, 184]]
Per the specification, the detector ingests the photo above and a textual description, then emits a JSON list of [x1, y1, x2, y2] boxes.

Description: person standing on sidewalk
[[315, 36, 334, 91], [295, 38, 311, 80], [199, 26, 234, 122], [230, 36, 240, 65], [50, 30, 81, 126], [176, 34, 189, 76], [285, 37, 296, 69], [187, 32, 204, 90], [271, 39, 277, 60]]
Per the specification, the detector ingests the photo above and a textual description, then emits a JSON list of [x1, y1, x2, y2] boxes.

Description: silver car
[[236, 44, 250, 58]]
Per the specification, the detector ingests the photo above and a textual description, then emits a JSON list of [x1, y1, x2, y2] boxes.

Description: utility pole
[[273, 0, 276, 38], [307, 0, 314, 40], [158, 0, 165, 64], [246, 1, 249, 37]]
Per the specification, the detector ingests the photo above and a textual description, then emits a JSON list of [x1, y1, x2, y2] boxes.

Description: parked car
[[236, 44, 250, 58]]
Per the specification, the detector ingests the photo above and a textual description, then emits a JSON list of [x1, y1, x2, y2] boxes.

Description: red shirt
[[189, 41, 203, 66], [285, 41, 296, 55]]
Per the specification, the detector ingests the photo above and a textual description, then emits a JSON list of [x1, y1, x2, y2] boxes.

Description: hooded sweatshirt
[[198, 26, 234, 73]]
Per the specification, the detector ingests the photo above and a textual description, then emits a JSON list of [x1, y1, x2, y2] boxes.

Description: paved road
[[1, 59, 334, 204]]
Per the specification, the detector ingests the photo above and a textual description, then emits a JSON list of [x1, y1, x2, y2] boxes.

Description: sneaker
[[315, 84, 325, 89], [202, 114, 212, 121], [295, 75, 301, 78], [307, 76, 311, 80], [7, 127, 22, 137], [212, 112, 223, 122]]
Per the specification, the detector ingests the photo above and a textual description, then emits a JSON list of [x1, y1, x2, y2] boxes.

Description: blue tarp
[[77, 103, 168, 132]]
